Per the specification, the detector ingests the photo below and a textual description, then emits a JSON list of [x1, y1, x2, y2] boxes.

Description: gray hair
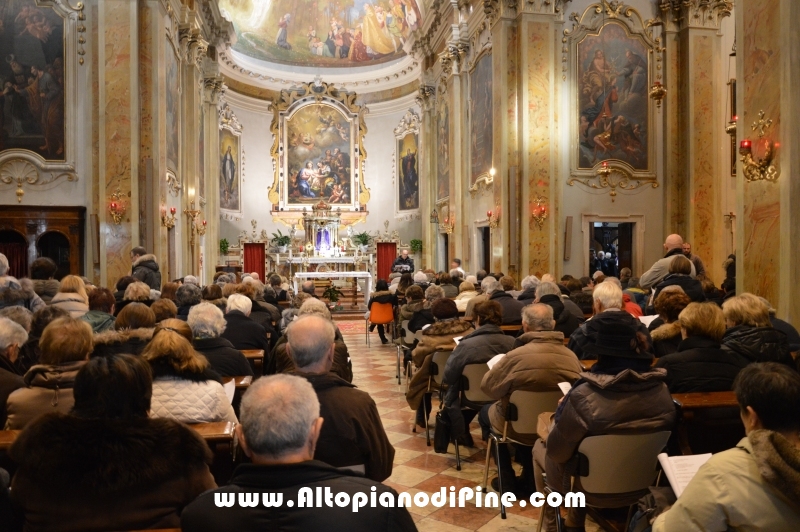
[[263, 285, 276, 299], [0, 253, 8, 277], [187, 302, 227, 338], [240, 374, 320, 458], [449, 268, 462, 279], [183, 275, 199, 286], [243, 277, 266, 298], [227, 293, 252, 315], [0, 306, 33, 333], [521, 275, 540, 290], [481, 276, 500, 294], [413, 271, 428, 283], [603, 277, 622, 289], [0, 316, 28, 351], [298, 298, 332, 320], [286, 315, 336, 369], [216, 273, 234, 285], [660, 285, 686, 295], [465, 275, 478, 285], [424, 284, 445, 302], [301, 281, 316, 295], [535, 281, 561, 299], [592, 281, 623, 310], [757, 296, 777, 316], [176, 283, 202, 307], [522, 303, 555, 332]]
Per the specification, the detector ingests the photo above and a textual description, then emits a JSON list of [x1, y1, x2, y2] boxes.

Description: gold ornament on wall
[[739, 110, 780, 183]]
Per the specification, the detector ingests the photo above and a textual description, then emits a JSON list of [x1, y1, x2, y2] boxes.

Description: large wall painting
[[219, 128, 241, 213], [436, 99, 449, 201], [165, 42, 179, 171], [0, 1, 65, 160], [470, 53, 492, 186], [219, 0, 422, 68], [198, 105, 205, 200], [565, 3, 661, 197], [393, 108, 420, 215]]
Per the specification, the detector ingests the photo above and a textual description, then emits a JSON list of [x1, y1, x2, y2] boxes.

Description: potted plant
[[219, 238, 230, 256], [352, 231, 372, 253], [410, 239, 423, 254], [271, 229, 292, 253], [322, 285, 344, 311]]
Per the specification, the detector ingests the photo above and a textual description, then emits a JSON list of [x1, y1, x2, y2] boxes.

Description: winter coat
[[0, 356, 24, 428], [517, 287, 537, 303], [81, 310, 116, 333], [771, 316, 800, 352], [0, 276, 45, 313], [622, 293, 644, 317], [221, 310, 271, 355], [10, 413, 215, 532], [296, 371, 395, 482], [49, 292, 89, 318], [31, 279, 59, 304], [267, 330, 353, 383], [406, 319, 473, 410], [568, 309, 653, 360], [721, 325, 794, 367], [650, 320, 682, 358], [5, 361, 86, 430], [408, 306, 435, 333], [652, 273, 706, 304], [91, 328, 154, 357], [441, 324, 515, 408], [653, 431, 800, 532], [685, 252, 707, 279], [489, 291, 526, 325], [640, 247, 697, 290], [148, 362, 237, 424], [464, 293, 489, 320], [454, 290, 478, 312], [131, 253, 162, 290], [655, 335, 749, 393], [181, 461, 416, 532], [440, 283, 459, 299], [544, 369, 676, 507], [481, 331, 583, 445], [539, 294, 581, 338], [399, 299, 425, 323], [192, 337, 253, 377]]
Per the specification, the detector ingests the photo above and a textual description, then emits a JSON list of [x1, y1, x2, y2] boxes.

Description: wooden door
[[617, 223, 633, 272], [376, 242, 396, 281]]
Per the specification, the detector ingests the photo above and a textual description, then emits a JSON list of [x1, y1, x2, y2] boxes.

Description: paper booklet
[[638, 315, 659, 328], [657, 452, 712, 497], [486, 353, 506, 370], [453, 336, 463, 346], [223, 379, 236, 405], [558, 382, 572, 396]]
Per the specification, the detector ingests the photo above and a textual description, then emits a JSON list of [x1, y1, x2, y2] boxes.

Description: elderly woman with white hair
[[0, 254, 46, 313], [0, 317, 27, 427], [517, 275, 541, 302], [266, 298, 352, 382], [176, 283, 203, 321], [188, 302, 253, 377], [221, 293, 272, 355]]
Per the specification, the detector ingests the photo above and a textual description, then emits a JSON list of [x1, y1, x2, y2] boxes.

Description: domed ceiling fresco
[[219, 0, 422, 68]]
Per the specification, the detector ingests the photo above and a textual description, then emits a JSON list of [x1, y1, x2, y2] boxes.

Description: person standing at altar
[[392, 249, 414, 274]]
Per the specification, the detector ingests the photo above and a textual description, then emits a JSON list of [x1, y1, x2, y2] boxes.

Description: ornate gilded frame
[[218, 100, 244, 215], [467, 34, 493, 197], [392, 109, 421, 221], [267, 82, 369, 212], [565, 1, 662, 197]]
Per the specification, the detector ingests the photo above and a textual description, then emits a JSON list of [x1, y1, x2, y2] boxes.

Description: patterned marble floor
[[343, 322, 601, 532]]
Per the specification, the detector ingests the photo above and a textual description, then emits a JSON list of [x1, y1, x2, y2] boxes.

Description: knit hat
[[431, 298, 458, 320]]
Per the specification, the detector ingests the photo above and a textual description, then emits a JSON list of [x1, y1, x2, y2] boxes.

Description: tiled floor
[[344, 322, 601, 532]]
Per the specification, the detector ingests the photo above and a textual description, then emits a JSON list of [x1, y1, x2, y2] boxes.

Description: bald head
[[522, 303, 556, 332], [664, 234, 684, 252], [286, 315, 336, 372]]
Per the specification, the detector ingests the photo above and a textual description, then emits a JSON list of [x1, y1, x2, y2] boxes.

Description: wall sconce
[[596, 160, 612, 178], [487, 207, 500, 229], [197, 219, 207, 236], [489, 167, 496, 181], [649, 81, 666, 109], [429, 209, 439, 225], [161, 206, 177, 229], [739, 110, 779, 182], [108, 189, 126, 225], [531, 195, 548, 230], [441, 216, 455, 235]]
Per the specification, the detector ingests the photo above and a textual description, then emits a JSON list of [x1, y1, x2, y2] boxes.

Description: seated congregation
[[0, 234, 799, 532]]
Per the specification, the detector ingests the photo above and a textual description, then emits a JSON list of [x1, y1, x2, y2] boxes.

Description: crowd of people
[[0, 234, 798, 531]]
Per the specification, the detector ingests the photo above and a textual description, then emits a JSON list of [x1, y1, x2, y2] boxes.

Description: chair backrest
[[461, 364, 493, 403], [401, 320, 415, 343], [507, 390, 564, 436], [370, 302, 395, 324], [430, 350, 453, 385], [576, 431, 671, 494]]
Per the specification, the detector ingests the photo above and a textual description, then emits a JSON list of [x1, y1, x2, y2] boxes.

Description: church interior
[[0, 0, 799, 530]]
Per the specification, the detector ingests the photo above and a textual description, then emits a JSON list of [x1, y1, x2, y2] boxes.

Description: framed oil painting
[[566, 3, 660, 194], [394, 109, 420, 215], [198, 105, 205, 200], [436, 98, 450, 201], [470, 52, 492, 186], [165, 41, 179, 171], [219, 127, 241, 213], [219, 0, 422, 68], [0, 0, 66, 161]]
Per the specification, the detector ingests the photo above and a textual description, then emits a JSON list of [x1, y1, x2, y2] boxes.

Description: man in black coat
[[188, 302, 253, 378], [181, 372, 415, 532], [487, 278, 525, 325], [221, 295, 271, 357], [130, 247, 162, 291], [536, 282, 581, 338]]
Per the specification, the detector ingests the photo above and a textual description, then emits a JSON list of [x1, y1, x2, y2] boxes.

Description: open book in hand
[[486, 353, 506, 370], [657, 452, 712, 497]]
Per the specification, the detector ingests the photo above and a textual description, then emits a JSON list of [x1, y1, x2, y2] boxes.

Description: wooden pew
[[500, 324, 522, 337], [188, 421, 238, 485], [0, 430, 19, 452], [221, 375, 253, 416], [672, 390, 743, 455], [241, 349, 265, 375]]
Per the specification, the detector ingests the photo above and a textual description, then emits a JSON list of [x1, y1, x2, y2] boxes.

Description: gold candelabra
[[441, 216, 455, 235], [487, 207, 500, 229], [109, 189, 126, 225], [161, 206, 177, 229]]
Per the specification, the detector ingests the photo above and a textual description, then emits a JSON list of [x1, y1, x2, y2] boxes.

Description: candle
[[110, 202, 117, 210], [732, 115, 738, 122], [170, 207, 176, 215], [740, 139, 752, 150], [202, 220, 207, 226], [602, 161, 609, 167], [487, 210, 492, 218]]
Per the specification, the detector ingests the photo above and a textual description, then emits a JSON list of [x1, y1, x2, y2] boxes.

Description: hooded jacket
[[91, 328, 154, 357], [296, 371, 395, 482], [0, 276, 45, 313], [131, 253, 162, 290], [539, 294, 581, 338], [568, 309, 653, 360], [721, 325, 794, 367], [655, 335, 749, 393], [31, 279, 59, 304], [5, 360, 86, 430], [489, 291, 526, 325], [49, 292, 89, 318], [650, 320, 682, 358], [80, 310, 116, 333], [10, 413, 215, 532], [653, 431, 800, 532]]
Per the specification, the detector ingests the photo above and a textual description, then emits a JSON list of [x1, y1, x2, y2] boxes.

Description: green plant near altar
[[271, 229, 292, 247], [322, 285, 343, 303], [352, 232, 372, 247], [219, 238, 230, 255], [410, 239, 423, 253]]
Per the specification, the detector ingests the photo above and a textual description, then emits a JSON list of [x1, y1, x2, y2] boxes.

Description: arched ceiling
[[218, 0, 422, 69]]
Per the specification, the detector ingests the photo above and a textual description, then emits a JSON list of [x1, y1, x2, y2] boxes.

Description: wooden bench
[[499, 324, 522, 337], [0, 430, 19, 452], [188, 421, 238, 485], [188, 421, 236, 445], [241, 349, 265, 375], [672, 391, 742, 455], [221, 375, 253, 416]]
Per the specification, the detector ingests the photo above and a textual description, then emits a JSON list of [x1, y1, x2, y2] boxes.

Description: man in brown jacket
[[288, 315, 395, 482], [534, 321, 677, 532], [479, 304, 583, 495]]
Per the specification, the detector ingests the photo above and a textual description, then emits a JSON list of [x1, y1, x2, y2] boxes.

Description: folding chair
[[412, 350, 453, 446], [366, 301, 395, 347], [482, 389, 563, 519], [395, 320, 415, 385], [537, 431, 671, 532], [454, 363, 493, 471]]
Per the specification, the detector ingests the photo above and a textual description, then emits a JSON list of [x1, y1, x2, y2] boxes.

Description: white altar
[[271, 253, 373, 276], [293, 271, 373, 302]]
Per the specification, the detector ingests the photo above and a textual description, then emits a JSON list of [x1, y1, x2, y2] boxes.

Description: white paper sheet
[[558, 382, 572, 396], [638, 315, 659, 328], [487, 353, 506, 370], [223, 379, 236, 405], [658, 452, 712, 498], [453, 336, 463, 346]]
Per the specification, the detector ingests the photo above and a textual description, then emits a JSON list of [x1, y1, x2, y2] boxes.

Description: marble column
[[737, 0, 800, 326], [417, 86, 436, 270], [202, 66, 225, 283]]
